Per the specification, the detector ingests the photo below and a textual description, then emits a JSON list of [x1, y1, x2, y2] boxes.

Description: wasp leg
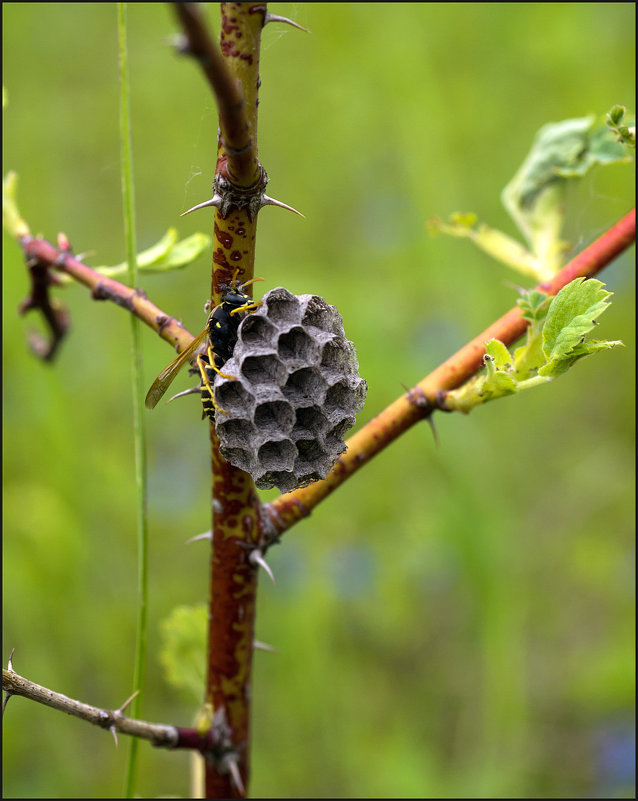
[[229, 300, 262, 317], [197, 354, 230, 415], [206, 344, 236, 380]]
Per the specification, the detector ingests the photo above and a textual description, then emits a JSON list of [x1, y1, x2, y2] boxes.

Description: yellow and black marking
[[145, 271, 263, 418]]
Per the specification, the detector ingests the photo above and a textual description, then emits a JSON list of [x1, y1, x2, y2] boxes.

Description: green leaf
[[539, 339, 624, 377], [481, 340, 518, 398], [159, 232, 211, 270], [95, 228, 211, 277], [513, 288, 551, 379], [427, 212, 540, 279], [502, 116, 631, 278], [608, 104, 625, 126], [2, 171, 31, 239], [159, 604, 207, 703], [485, 338, 514, 371], [606, 105, 636, 148], [542, 278, 613, 362], [554, 124, 633, 177], [517, 288, 550, 324]]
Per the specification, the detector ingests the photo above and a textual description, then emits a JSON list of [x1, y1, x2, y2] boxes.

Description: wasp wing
[[145, 328, 208, 410]]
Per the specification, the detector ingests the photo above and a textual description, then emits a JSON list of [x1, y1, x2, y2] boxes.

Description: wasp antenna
[[180, 194, 223, 216], [263, 12, 311, 33], [240, 276, 265, 289], [260, 194, 305, 218], [249, 549, 275, 584]]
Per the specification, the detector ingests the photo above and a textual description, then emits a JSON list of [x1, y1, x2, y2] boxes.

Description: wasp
[[145, 271, 263, 418]]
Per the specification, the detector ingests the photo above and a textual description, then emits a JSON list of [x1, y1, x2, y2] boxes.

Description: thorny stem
[[262, 208, 636, 539], [173, 3, 268, 797], [172, 2, 260, 187], [1, 665, 229, 759], [207, 5, 266, 797]]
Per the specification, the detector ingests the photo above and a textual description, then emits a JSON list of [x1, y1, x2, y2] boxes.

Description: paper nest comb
[[213, 287, 367, 493]]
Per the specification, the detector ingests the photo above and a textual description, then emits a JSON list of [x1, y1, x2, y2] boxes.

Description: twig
[[263, 209, 636, 539], [1, 662, 248, 767], [17, 234, 71, 361], [172, 2, 257, 184], [18, 235, 197, 357], [2, 667, 178, 748]]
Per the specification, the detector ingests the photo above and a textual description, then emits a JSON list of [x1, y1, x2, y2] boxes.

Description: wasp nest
[[213, 287, 367, 493]]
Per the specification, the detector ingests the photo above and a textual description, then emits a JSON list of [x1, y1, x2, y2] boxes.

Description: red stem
[[265, 209, 636, 536]]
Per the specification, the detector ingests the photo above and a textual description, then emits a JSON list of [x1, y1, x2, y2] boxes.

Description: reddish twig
[[17, 235, 197, 357], [172, 2, 259, 186], [263, 209, 636, 538], [17, 234, 72, 361]]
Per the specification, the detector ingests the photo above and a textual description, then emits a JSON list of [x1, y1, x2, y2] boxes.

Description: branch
[[172, 2, 258, 185], [1, 660, 244, 769], [17, 235, 197, 358], [262, 209, 636, 539], [2, 665, 177, 748], [17, 233, 71, 361]]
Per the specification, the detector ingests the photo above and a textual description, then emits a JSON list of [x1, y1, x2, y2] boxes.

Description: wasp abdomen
[[200, 362, 220, 421]]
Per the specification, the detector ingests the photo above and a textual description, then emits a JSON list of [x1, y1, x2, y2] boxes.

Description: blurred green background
[[3, 3, 635, 798]]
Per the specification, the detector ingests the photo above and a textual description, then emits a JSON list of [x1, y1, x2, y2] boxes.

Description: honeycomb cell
[[263, 288, 300, 326], [213, 287, 367, 493], [302, 296, 339, 332], [324, 380, 352, 414], [254, 400, 295, 436], [277, 327, 318, 364], [215, 378, 253, 409], [257, 438, 296, 472], [283, 367, 326, 405], [292, 406, 327, 437], [241, 353, 286, 385], [215, 417, 257, 448], [239, 315, 277, 349], [295, 437, 327, 464]]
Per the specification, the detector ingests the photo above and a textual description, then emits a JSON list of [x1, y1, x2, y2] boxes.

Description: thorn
[[167, 386, 201, 404], [253, 640, 279, 654], [117, 689, 140, 715], [74, 250, 95, 262], [249, 550, 275, 584], [260, 194, 305, 218], [186, 531, 212, 545], [110, 725, 119, 747], [2, 692, 13, 718], [57, 232, 71, 251], [168, 33, 190, 55], [427, 416, 440, 448], [181, 195, 223, 216], [226, 756, 245, 797], [263, 12, 311, 33], [7, 648, 15, 672]]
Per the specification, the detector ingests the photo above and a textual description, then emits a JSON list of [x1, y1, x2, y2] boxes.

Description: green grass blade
[[117, 4, 149, 797]]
